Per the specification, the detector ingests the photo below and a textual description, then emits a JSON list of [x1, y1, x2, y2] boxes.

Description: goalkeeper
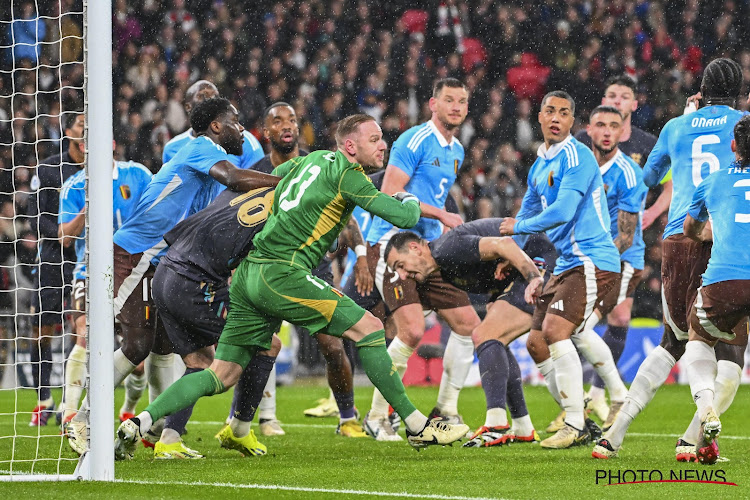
[[116, 114, 470, 456]]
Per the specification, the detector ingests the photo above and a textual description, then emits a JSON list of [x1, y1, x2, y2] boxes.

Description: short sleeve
[[616, 163, 647, 213], [58, 177, 85, 224], [190, 138, 230, 175], [558, 151, 595, 196], [388, 135, 421, 177], [432, 233, 482, 268], [240, 132, 265, 169]]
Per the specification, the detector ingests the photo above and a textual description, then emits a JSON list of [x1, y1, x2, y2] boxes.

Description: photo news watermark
[[595, 469, 737, 486]]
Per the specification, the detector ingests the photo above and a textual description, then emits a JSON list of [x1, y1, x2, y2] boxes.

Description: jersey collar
[[537, 134, 573, 160], [428, 120, 458, 148], [599, 149, 623, 176]]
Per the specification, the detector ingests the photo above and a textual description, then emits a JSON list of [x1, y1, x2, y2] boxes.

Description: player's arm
[[503, 186, 582, 235], [478, 236, 543, 304], [58, 211, 84, 247], [642, 177, 672, 229], [57, 176, 86, 246], [341, 216, 373, 296], [209, 160, 281, 191], [684, 177, 711, 242], [341, 167, 421, 228], [642, 124, 672, 187], [613, 211, 638, 253], [382, 164, 462, 229]]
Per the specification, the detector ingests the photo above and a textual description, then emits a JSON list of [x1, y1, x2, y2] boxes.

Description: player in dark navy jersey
[[384, 220, 552, 447]]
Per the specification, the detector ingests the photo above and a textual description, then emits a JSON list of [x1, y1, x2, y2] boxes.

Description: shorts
[[689, 281, 750, 344], [218, 260, 366, 368], [661, 234, 712, 340], [31, 262, 73, 326], [152, 263, 229, 356], [493, 269, 553, 316], [531, 265, 620, 332], [113, 243, 158, 330], [615, 262, 643, 304], [342, 264, 387, 321], [370, 241, 472, 312]]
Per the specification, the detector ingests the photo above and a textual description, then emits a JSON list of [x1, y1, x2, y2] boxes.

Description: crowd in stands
[[4, 0, 750, 321]]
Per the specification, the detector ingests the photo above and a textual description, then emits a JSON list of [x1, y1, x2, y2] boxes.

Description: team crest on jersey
[[432, 158, 440, 167], [454, 159, 459, 174], [548, 170, 555, 187], [119, 185, 131, 200], [630, 153, 642, 165], [394, 285, 404, 300]]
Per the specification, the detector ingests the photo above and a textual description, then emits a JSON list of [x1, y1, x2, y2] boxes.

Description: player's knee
[[471, 324, 494, 347], [526, 332, 548, 363], [347, 311, 384, 343]]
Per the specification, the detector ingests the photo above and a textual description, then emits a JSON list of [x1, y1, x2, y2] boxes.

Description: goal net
[[0, 0, 113, 481]]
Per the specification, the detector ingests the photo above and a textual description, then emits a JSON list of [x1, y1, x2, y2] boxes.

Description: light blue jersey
[[114, 136, 229, 255], [688, 163, 750, 285], [340, 207, 374, 288], [643, 105, 747, 239], [164, 129, 264, 215], [600, 150, 647, 270], [514, 135, 620, 274], [367, 120, 464, 243], [59, 161, 152, 280]]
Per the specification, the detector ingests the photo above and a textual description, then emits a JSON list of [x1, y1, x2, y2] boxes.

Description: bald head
[[185, 80, 219, 114]]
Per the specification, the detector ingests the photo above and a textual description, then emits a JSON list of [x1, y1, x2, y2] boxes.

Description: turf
[[1, 383, 748, 499]]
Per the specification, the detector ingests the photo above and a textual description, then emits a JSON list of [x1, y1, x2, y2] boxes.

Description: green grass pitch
[[1, 383, 748, 499]]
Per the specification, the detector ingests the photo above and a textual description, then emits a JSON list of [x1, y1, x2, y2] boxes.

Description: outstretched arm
[[210, 160, 281, 191], [478, 236, 543, 304]]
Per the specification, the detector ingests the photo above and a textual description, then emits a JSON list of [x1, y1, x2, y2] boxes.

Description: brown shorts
[[661, 234, 712, 340], [614, 262, 643, 305], [71, 278, 86, 318], [532, 265, 621, 332], [369, 242, 472, 313], [113, 243, 158, 329], [689, 281, 750, 345]]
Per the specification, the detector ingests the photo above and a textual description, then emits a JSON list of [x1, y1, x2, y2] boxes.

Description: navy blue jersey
[[688, 163, 750, 285], [429, 218, 556, 295], [162, 187, 274, 283]]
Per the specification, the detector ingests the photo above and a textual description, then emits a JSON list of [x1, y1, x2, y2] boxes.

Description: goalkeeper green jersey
[[248, 150, 420, 270]]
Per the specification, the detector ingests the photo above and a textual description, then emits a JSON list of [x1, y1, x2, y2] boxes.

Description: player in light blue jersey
[[364, 79, 482, 441], [681, 114, 750, 465], [500, 91, 621, 449], [57, 156, 152, 426], [107, 98, 279, 446], [576, 106, 648, 427], [595, 58, 747, 462]]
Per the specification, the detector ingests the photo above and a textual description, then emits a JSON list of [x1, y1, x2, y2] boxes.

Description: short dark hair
[[604, 75, 637, 94], [264, 101, 294, 118], [589, 105, 622, 121], [701, 58, 743, 102], [432, 78, 466, 98], [384, 231, 423, 260], [63, 112, 83, 131], [335, 114, 375, 146], [541, 90, 575, 115], [734, 115, 750, 167], [190, 97, 233, 134]]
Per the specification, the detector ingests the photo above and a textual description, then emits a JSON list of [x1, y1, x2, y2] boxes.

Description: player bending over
[[115, 114, 470, 458]]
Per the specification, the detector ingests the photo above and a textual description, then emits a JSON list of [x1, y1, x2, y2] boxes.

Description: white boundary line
[[189, 421, 750, 440], [117, 479, 507, 500]]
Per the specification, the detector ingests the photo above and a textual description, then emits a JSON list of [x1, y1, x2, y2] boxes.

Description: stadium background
[[2, 0, 750, 385]]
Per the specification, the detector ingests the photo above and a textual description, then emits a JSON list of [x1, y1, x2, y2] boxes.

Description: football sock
[[714, 360, 741, 414], [145, 352, 175, 403], [31, 340, 53, 402], [333, 391, 356, 420], [506, 344, 528, 419], [229, 417, 251, 438], [356, 331, 418, 426], [572, 328, 627, 401], [476, 340, 509, 412], [511, 415, 534, 437], [436, 332, 474, 415], [591, 325, 628, 389], [236, 354, 275, 422], [114, 348, 136, 387], [144, 368, 225, 423], [163, 367, 203, 437], [369, 336, 412, 418], [62, 343, 86, 417], [257, 362, 278, 421], [684, 341, 717, 419], [121, 370, 147, 416], [606, 345, 675, 449], [682, 412, 702, 445], [485, 407, 508, 427], [536, 357, 560, 405], [587, 386, 606, 403], [549, 339, 584, 429]]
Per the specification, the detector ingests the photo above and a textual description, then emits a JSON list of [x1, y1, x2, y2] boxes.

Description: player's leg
[[29, 271, 62, 426], [60, 315, 86, 427], [120, 360, 146, 421]]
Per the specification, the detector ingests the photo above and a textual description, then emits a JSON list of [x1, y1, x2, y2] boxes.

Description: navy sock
[[477, 340, 509, 411], [233, 354, 275, 422], [592, 325, 628, 389], [333, 391, 355, 419], [31, 341, 52, 401], [505, 345, 528, 418], [165, 367, 203, 435]]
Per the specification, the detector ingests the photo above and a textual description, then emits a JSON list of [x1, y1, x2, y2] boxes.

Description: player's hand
[[494, 260, 511, 281], [686, 92, 702, 110], [499, 218, 516, 235], [438, 210, 463, 229], [354, 256, 374, 296], [641, 206, 659, 230], [524, 276, 544, 305], [700, 220, 713, 242]]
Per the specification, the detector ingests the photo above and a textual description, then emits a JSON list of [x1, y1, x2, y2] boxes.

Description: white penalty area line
[[190, 421, 750, 440], [117, 479, 507, 500]]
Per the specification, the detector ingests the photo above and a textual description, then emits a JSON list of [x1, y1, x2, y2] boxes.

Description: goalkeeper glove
[[392, 192, 419, 205]]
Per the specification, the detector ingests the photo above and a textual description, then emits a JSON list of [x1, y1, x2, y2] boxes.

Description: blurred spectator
[[7, 3, 46, 65]]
